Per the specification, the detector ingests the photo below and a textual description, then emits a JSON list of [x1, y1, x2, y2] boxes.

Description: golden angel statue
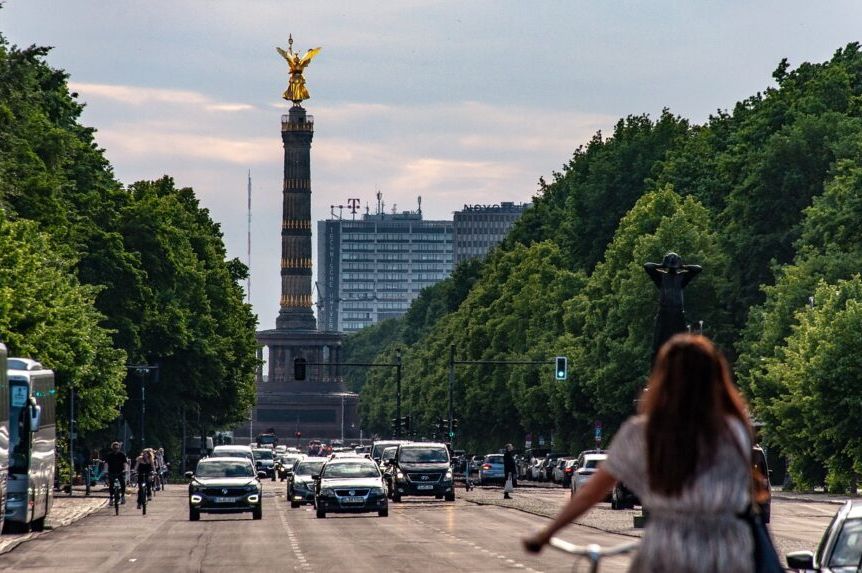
[[277, 36, 321, 103]]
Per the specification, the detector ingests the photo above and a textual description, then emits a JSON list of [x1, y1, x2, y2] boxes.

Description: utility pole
[[126, 364, 159, 452], [448, 345, 455, 444], [69, 388, 75, 495], [395, 348, 402, 438]]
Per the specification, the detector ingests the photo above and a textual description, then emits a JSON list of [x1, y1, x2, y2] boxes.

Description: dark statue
[[644, 252, 702, 360]]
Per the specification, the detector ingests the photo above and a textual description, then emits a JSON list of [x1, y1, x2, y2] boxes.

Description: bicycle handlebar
[[547, 537, 640, 559]]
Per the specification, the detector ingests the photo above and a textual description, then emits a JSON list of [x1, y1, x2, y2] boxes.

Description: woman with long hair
[[523, 334, 755, 572]]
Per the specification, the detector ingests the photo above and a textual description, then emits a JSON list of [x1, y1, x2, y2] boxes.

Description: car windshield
[[485, 455, 503, 464], [215, 451, 251, 459], [294, 461, 325, 475], [829, 518, 862, 567], [323, 462, 380, 479], [196, 460, 253, 478], [253, 450, 273, 460], [381, 447, 398, 459], [400, 447, 449, 463], [584, 458, 603, 469], [371, 443, 400, 460]]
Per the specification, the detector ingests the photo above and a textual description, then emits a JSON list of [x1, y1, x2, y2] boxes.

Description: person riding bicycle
[[155, 447, 167, 489], [133, 449, 155, 508], [103, 441, 127, 505]]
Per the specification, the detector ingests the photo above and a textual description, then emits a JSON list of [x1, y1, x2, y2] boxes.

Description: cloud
[[69, 82, 254, 112]]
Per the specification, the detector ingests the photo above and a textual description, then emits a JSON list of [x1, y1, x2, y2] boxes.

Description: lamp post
[[126, 364, 159, 451]]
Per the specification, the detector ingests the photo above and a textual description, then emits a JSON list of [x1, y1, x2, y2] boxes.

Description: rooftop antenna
[[417, 196, 422, 216], [247, 170, 252, 303], [376, 190, 382, 215]]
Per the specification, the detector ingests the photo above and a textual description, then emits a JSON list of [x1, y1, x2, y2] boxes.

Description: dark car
[[275, 453, 303, 481], [313, 458, 389, 518], [185, 457, 265, 521], [542, 452, 568, 481], [389, 442, 455, 502], [786, 500, 862, 572], [287, 457, 327, 508], [251, 448, 276, 480]]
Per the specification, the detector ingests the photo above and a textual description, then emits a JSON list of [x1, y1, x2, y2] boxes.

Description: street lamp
[[126, 364, 159, 451]]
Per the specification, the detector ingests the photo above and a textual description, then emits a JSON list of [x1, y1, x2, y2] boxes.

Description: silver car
[[572, 453, 607, 493]]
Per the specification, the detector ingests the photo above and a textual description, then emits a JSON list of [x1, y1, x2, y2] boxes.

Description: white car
[[552, 457, 574, 483], [529, 458, 545, 481], [572, 453, 607, 494]]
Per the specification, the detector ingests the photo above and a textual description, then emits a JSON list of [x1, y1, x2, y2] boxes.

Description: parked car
[[610, 481, 639, 509], [786, 500, 862, 572], [313, 457, 389, 518], [388, 442, 455, 502], [572, 452, 607, 494], [478, 454, 506, 485], [561, 458, 578, 488], [185, 457, 265, 521], [529, 457, 545, 481], [287, 457, 328, 508], [541, 453, 569, 481], [552, 458, 574, 484]]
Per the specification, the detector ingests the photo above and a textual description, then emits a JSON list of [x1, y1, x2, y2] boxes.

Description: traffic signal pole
[[447, 349, 566, 449], [396, 348, 402, 438]]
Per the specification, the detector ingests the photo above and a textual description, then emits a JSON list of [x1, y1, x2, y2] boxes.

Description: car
[[610, 481, 638, 509], [252, 448, 277, 480], [370, 440, 411, 464], [541, 452, 569, 481], [287, 457, 328, 508], [478, 454, 506, 485], [275, 453, 304, 481], [451, 450, 467, 474], [552, 458, 574, 484], [572, 452, 607, 494], [185, 457, 265, 521], [529, 457, 545, 481], [786, 500, 862, 572], [212, 444, 255, 465], [560, 458, 578, 488], [313, 457, 389, 518], [388, 442, 455, 502]]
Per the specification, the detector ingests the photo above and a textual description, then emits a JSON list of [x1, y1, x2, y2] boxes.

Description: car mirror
[[184, 471, 194, 480], [311, 474, 320, 480], [784, 551, 814, 569]]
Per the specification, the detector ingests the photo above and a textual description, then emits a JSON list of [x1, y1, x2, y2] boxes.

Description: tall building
[[318, 204, 453, 333], [253, 100, 358, 443], [452, 202, 530, 264]]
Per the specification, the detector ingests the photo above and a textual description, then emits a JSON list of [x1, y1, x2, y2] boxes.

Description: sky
[[2, 1, 861, 332]]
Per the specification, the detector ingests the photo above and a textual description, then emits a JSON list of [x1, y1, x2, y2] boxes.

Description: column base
[[276, 308, 317, 331]]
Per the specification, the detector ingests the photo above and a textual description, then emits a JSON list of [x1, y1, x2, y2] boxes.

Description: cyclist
[[103, 442, 127, 505], [133, 449, 156, 508]]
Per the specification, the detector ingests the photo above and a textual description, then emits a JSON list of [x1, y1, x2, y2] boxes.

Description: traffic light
[[555, 356, 568, 380], [294, 357, 307, 380], [401, 415, 411, 431]]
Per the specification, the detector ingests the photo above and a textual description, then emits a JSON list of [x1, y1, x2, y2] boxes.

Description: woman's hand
[[522, 530, 550, 553]]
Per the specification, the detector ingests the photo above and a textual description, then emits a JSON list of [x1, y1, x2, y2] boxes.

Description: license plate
[[417, 484, 434, 490], [214, 496, 236, 503], [343, 496, 365, 504]]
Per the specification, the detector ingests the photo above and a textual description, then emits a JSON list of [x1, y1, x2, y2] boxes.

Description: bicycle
[[109, 476, 122, 516], [547, 536, 639, 573], [137, 478, 148, 515]]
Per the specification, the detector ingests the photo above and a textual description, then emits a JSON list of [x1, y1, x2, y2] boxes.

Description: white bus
[[0, 345, 8, 532], [5, 358, 55, 532]]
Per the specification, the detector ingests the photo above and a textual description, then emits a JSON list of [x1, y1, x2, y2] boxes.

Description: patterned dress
[[604, 415, 753, 573]]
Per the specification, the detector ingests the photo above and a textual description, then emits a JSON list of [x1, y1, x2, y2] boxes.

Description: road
[[0, 482, 843, 572]]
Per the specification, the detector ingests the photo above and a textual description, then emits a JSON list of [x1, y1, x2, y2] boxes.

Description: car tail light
[[482, 464, 492, 470], [565, 467, 573, 474]]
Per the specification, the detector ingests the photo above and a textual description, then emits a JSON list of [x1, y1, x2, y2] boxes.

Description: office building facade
[[452, 202, 530, 265], [318, 211, 453, 333]]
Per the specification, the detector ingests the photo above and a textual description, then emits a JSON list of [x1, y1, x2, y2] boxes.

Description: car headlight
[[396, 471, 404, 479], [320, 488, 336, 497], [445, 469, 453, 481], [370, 487, 385, 495], [190, 494, 203, 504]]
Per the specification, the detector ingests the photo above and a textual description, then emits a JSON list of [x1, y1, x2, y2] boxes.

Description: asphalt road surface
[[0, 483, 842, 572]]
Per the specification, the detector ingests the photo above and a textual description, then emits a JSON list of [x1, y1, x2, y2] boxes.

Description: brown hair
[[640, 334, 751, 496]]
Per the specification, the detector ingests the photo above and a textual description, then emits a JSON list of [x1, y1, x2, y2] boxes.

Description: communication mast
[[247, 170, 252, 303]]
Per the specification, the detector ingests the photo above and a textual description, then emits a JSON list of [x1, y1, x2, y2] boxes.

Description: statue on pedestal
[[644, 252, 702, 360]]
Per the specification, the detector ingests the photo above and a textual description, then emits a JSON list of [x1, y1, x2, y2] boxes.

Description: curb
[[0, 499, 107, 556], [770, 493, 847, 506]]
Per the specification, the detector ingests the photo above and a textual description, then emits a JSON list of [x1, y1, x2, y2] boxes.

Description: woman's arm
[[522, 466, 617, 552]]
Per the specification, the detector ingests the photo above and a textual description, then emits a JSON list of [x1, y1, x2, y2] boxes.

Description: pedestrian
[[503, 443, 516, 499], [523, 334, 761, 573]]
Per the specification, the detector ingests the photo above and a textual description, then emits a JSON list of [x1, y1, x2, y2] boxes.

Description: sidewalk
[[0, 486, 107, 555]]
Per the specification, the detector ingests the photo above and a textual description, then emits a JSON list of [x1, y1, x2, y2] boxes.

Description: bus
[[0, 344, 8, 533], [5, 358, 55, 532]]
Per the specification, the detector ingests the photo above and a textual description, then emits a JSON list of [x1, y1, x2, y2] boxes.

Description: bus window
[[9, 381, 31, 474]]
